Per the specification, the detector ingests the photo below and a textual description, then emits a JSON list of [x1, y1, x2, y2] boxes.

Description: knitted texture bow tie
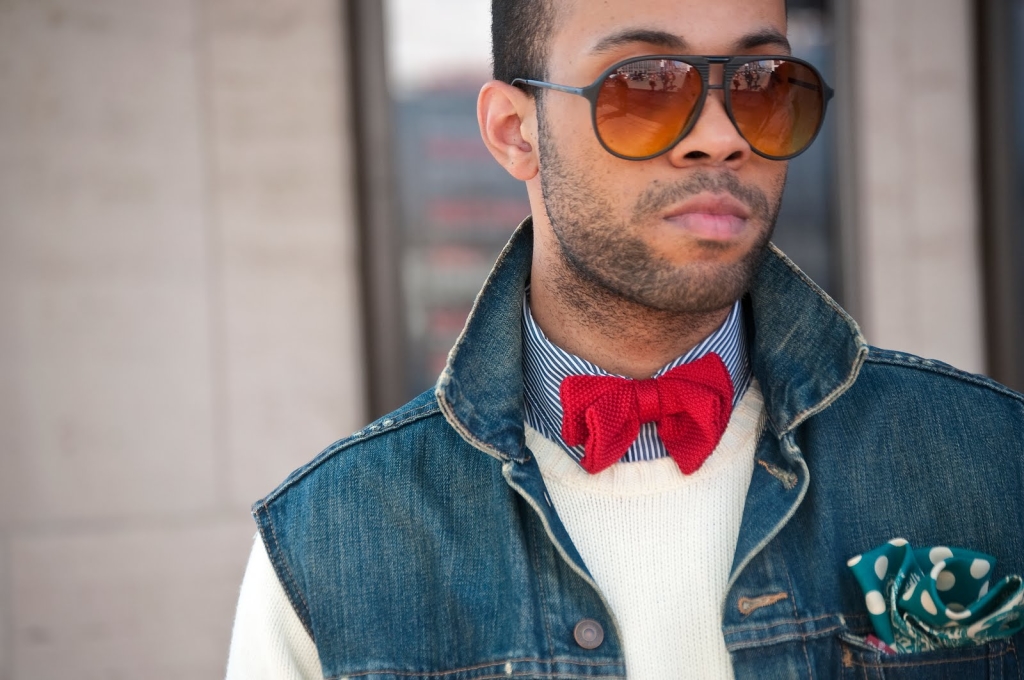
[[559, 353, 734, 475]]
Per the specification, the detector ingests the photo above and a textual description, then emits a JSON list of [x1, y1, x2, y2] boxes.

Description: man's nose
[[665, 79, 753, 168]]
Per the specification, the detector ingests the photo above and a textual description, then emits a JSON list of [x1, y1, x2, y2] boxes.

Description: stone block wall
[[0, 1, 365, 677]]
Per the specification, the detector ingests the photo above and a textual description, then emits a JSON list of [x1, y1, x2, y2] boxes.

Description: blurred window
[[1015, 3, 1024, 366], [377, 0, 842, 403], [1015, 1, 1024, 384], [976, 0, 1024, 390]]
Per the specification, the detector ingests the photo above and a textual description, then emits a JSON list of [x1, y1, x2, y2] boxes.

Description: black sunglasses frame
[[513, 54, 835, 161]]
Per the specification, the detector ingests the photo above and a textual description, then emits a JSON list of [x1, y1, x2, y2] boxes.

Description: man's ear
[[477, 80, 539, 181]]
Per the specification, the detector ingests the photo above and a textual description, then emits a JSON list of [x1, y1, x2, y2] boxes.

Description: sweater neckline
[[526, 379, 765, 498]]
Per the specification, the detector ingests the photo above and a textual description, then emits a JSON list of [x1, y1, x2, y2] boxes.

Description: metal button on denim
[[573, 619, 604, 649]]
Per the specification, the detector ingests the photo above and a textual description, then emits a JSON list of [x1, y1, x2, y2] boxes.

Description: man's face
[[535, 0, 790, 314]]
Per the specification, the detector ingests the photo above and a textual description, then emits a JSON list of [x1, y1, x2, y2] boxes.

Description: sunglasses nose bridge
[[706, 62, 727, 89]]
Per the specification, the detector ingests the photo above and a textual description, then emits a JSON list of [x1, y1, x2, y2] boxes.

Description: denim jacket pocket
[[837, 630, 1020, 679]]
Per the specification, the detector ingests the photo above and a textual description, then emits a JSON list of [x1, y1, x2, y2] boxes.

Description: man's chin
[[654, 238, 762, 267]]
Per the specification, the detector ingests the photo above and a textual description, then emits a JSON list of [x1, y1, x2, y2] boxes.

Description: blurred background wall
[[0, 1, 365, 677], [0, 0, 1020, 678]]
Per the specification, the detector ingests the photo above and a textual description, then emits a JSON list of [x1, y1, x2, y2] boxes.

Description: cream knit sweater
[[226, 382, 764, 679], [526, 380, 763, 677]]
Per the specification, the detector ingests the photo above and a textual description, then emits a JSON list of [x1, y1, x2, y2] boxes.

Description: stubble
[[537, 108, 785, 325]]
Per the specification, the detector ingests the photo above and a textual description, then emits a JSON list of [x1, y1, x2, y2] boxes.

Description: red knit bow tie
[[559, 353, 734, 475]]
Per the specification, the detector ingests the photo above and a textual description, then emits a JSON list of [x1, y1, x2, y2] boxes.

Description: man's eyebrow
[[590, 29, 689, 55], [589, 27, 792, 56], [736, 28, 792, 54]]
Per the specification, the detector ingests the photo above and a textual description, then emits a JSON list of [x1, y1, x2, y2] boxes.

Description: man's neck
[[528, 255, 734, 380]]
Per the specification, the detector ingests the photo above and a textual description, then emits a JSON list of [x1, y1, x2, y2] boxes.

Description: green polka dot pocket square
[[847, 538, 1024, 653]]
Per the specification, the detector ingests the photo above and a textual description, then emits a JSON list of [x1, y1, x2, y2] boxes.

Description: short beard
[[537, 106, 784, 317]]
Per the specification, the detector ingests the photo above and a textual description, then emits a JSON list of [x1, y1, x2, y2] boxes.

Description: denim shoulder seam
[[864, 347, 1024, 404], [258, 399, 442, 506], [252, 500, 315, 641]]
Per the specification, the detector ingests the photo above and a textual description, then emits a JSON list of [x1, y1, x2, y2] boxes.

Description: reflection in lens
[[730, 59, 824, 158], [594, 59, 702, 158]]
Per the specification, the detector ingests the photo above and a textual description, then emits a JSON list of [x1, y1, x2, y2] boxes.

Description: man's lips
[[662, 194, 752, 240]]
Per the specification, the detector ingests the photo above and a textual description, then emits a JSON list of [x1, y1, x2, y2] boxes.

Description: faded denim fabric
[[254, 219, 1024, 679]]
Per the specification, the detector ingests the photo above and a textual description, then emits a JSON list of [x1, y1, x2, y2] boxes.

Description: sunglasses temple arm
[[511, 78, 585, 97], [785, 77, 836, 103]]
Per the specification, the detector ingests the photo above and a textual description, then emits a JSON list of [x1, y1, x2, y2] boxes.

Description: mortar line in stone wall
[[8, 508, 255, 542], [192, 0, 233, 512]]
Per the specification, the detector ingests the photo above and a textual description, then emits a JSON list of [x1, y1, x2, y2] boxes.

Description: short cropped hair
[[491, 0, 557, 86], [493, 1, 794, 86]]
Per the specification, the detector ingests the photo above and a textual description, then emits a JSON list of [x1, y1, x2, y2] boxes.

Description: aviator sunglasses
[[513, 55, 834, 161]]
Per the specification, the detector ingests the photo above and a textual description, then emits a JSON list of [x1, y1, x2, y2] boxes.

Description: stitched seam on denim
[[258, 403, 442, 503], [437, 387, 517, 464], [332, 674, 625, 680], [865, 351, 1024, 403], [501, 462, 624, 649], [782, 344, 869, 435], [764, 244, 869, 434], [434, 218, 532, 466], [847, 647, 1006, 669], [726, 624, 844, 650], [765, 245, 867, 354], [471, 675, 625, 680], [756, 459, 798, 490], [725, 612, 839, 635], [725, 435, 809, 595], [330, 675, 625, 680], [253, 502, 315, 642], [325, 656, 624, 679], [766, 244, 865, 340], [260, 403, 442, 504], [528, 508, 556, 658], [472, 675, 625, 680], [781, 560, 801, 622], [438, 216, 531, 381], [778, 563, 814, 677], [433, 218, 530, 466]]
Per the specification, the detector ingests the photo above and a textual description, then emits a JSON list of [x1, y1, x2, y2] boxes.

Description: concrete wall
[[851, 0, 986, 373], [0, 1, 366, 678]]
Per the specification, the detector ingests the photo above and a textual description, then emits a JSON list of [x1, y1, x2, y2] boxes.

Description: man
[[226, 0, 1024, 677]]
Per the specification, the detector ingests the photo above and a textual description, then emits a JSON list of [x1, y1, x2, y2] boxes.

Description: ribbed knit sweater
[[225, 383, 764, 679], [527, 380, 764, 678]]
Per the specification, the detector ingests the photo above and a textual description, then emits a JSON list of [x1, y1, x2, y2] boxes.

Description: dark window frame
[[346, 0, 409, 418], [976, 0, 1024, 390]]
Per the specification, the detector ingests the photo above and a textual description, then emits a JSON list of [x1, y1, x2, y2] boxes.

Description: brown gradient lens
[[729, 59, 824, 158], [594, 59, 703, 158]]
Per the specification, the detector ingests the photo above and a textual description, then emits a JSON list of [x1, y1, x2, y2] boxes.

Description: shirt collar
[[435, 218, 868, 466], [521, 293, 752, 465]]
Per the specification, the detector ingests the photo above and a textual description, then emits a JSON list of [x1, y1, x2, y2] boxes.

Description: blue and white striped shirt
[[522, 297, 752, 466]]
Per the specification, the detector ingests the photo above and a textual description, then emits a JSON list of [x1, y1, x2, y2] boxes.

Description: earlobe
[[477, 80, 539, 181]]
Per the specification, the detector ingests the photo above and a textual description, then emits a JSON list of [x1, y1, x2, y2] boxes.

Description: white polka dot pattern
[[847, 539, 1024, 653]]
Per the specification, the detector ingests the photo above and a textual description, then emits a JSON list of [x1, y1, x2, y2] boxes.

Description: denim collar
[[745, 241, 869, 436], [435, 217, 869, 463]]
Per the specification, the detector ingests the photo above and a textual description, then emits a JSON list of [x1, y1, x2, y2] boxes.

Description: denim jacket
[[254, 220, 1024, 679]]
